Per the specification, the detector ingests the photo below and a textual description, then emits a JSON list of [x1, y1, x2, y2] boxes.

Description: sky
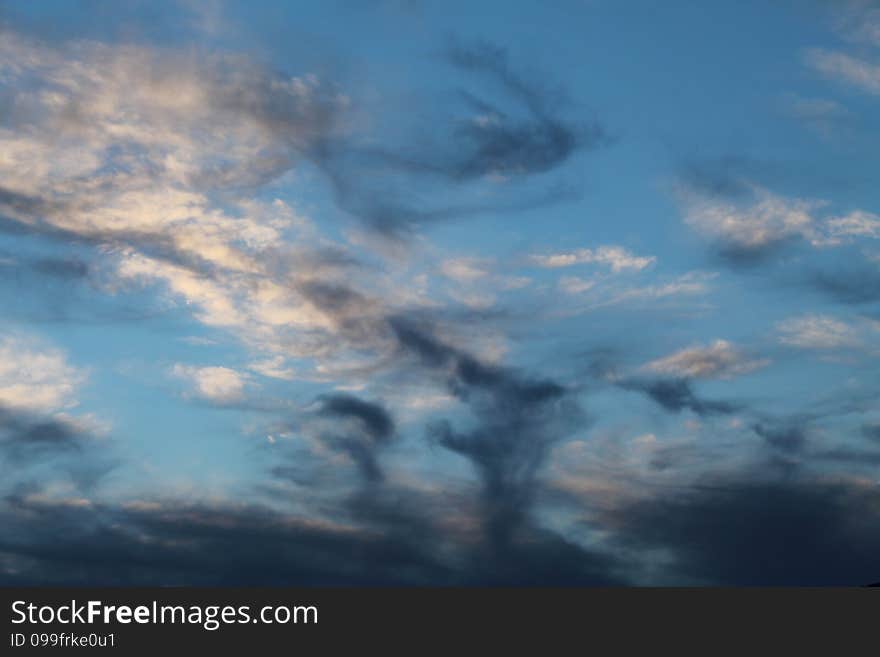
[[1, 0, 880, 586]]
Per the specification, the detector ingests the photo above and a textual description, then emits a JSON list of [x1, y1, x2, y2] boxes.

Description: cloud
[[172, 365, 248, 402], [752, 422, 808, 454], [618, 377, 740, 416], [807, 48, 880, 96], [0, 330, 112, 494], [530, 245, 655, 272], [388, 317, 611, 572], [678, 183, 821, 258], [806, 263, 880, 305], [0, 31, 344, 236], [863, 423, 880, 444], [676, 172, 880, 268], [606, 474, 880, 585], [6, 6, 880, 589], [826, 211, 880, 239], [558, 276, 596, 295], [310, 38, 608, 235], [443, 38, 607, 180], [0, 494, 453, 586], [0, 333, 85, 413], [642, 340, 769, 380], [0, 28, 391, 370], [784, 95, 850, 123], [0, 25, 607, 395], [0, 308, 635, 586], [605, 271, 716, 304], [310, 393, 396, 483], [440, 258, 491, 282], [0, 409, 88, 464], [248, 356, 296, 381], [829, 2, 880, 46], [0, 488, 626, 585], [0, 407, 114, 494], [779, 93, 854, 139], [776, 315, 860, 349]]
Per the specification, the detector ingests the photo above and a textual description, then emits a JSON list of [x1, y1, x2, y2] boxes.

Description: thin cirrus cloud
[[806, 49, 880, 96], [642, 339, 770, 380], [776, 315, 861, 349], [530, 245, 655, 272]]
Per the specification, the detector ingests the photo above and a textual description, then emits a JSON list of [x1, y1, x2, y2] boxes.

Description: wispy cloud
[[776, 315, 860, 349], [807, 48, 880, 95], [643, 340, 769, 380], [530, 245, 655, 272]]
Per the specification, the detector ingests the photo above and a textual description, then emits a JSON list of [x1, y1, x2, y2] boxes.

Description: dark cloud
[[585, 351, 741, 417], [311, 141, 581, 237], [314, 394, 395, 483], [813, 447, 880, 466], [0, 244, 176, 326], [29, 257, 90, 279], [0, 408, 86, 464], [248, 320, 626, 585], [0, 406, 115, 493], [0, 486, 627, 585], [862, 423, 880, 444], [0, 495, 453, 586], [712, 239, 798, 269], [0, 186, 61, 223], [298, 280, 369, 317], [1, 32, 602, 244], [806, 265, 880, 305], [753, 422, 808, 454], [679, 156, 756, 201], [0, 250, 91, 280], [309, 38, 606, 236], [0, 198, 222, 283], [318, 394, 394, 441], [619, 377, 740, 416], [388, 317, 603, 574], [647, 443, 703, 472], [608, 475, 880, 585], [440, 39, 606, 180]]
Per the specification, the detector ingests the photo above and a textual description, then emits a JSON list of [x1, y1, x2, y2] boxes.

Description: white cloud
[[550, 271, 717, 316], [678, 179, 880, 250], [611, 271, 717, 303], [826, 211, 880, 239], [172, 365, 248, 402], [0, 31, 377, 370], [0, 30, 500, 392], [448, 289, 496, 310], [558, 276, 596, 295], [785, 95, 849, 122], [531, 245, 655, 272], [643, 339, 769, 380], [807, 49, 880, 95], [248, 356, 296, 381], [440, 258, 491, 281], [0, 333, 86, 413], [679, 184, 821, 249], [777, 315, 860, 349]]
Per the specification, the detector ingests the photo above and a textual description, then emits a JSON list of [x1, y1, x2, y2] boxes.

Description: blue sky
[[2, 0, 880, 585]]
